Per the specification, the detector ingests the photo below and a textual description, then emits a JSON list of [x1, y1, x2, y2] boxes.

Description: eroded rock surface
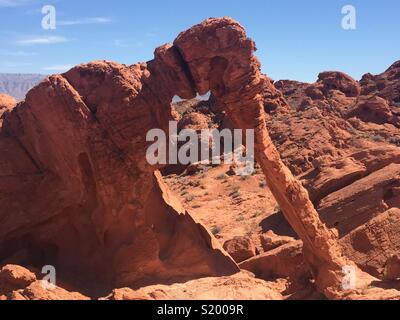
[[0, 93, 16, 124], [0, 25, 248, 296], [1, 17, 400, 300], [260, 231, 295, 252], [264, 60, 400, 298], [340, 208, 400, 278], [5, 281, 90, 301], [239, 241, 309, 283], [0, 264, 36, 296], [102, 272, 283, 300], [318, 164, 400, 236], [223, 237, 257, 263]]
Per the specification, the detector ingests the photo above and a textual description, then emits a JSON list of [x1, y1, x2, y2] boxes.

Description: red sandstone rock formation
[[7, 281, 89, 301], [0, 265, 36, 296], [0, 264, 89, 300], [0, 93, 16, 111], [172, 57, 400, 298], [340, 208, 400, 278], [360, 61, 400, 104], [317, 71, 361, 98], [223, 236, 257, 263], [102, 271, 283, 300], [318, 163, 400, 236], [1, 17, 399, 300], [0, 93, 16, 125], [0, 42, 240, 297], [239, 241, 310, 283], [260, 231, 295, 252], [265, 61, 400, 298], [384, 255, 400, 281], [348, 96, 391, 122], [173, 18, 374, 299]]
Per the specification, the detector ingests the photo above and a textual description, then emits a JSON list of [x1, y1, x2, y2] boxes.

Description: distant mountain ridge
[[0, 73, 45, 101]]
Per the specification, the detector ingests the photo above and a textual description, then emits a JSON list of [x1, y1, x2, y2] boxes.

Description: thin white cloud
[[0, 0, 32, 7], [0, 61, 33, 67], [17, 36, 68, 46], [145, 32, 157, 38], [113, 39, 126, 47], [42, 65, 73, 72], [113, 39, 144, 48], [58, 17, 112, 26], [0, 50, 36, 56]]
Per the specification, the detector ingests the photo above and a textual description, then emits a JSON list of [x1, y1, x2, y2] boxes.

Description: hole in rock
[[161, 88, 267, 248], [161, 92, 226, 176], [172, 92, 211, 103]]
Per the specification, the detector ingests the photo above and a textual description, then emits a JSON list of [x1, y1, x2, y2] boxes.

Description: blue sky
[[0, 0, 399, 82]]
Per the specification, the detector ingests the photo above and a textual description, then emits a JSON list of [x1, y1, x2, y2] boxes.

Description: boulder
[[360, 60, 400, 103], [239, 241, 310, 283], [384, 255, 400, 281], [0, 93, 16, 121], [305, 84, 325, 100], [260, 231, 296, 252], [346, 96, 393, 125], [7, 281, 89, 300], [317, 71, 361, 97], [102, 272, 283, 300], [340, 208, 400, 278], [302, 146, 400, 203], [318, 164, 400, 236], [223, 237, 257, 263], [0, 265, 36, 295], [0, 93, 16, 111], [178, 112, 211, 131]]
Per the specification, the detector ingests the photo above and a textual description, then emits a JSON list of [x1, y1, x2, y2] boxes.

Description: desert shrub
[[390, 137, 400, 146], [197, 172, 206, 179], [252, 211, 263, 218], [245, 222, 259, 237], [216, 173, 228, 180], [369, 134, 385, 142], [189, 180, 201, 187], [185, 194, 195, 202], [273, 204, 281, 213], [211, 226, 222, 235], [229, 190, 241, 199]]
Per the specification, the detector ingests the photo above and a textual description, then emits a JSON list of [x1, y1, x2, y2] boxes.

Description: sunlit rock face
[[2, 17, 399, 300]]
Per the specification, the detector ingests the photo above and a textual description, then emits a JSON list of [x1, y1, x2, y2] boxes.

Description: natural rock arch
[[0, 17, 376, 298], [171, 18, 372, 298]]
